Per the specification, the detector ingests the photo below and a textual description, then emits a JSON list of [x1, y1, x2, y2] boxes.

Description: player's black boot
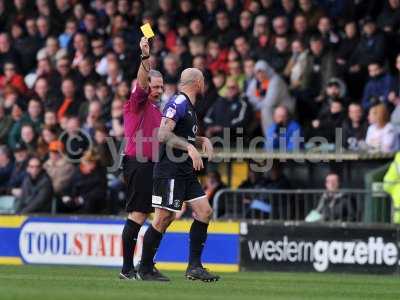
[[137, 264, 170, 282], [185, 265, 220, 282], [118, 270, 137, 280]]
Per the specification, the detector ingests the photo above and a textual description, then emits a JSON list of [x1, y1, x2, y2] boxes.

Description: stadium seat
[[0, 195, 17, 214]]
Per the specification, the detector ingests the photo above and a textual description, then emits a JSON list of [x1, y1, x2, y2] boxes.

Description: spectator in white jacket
[[246, 60, 295, 136], [284, 39, 309, 91], [366, 104, 398, 153]]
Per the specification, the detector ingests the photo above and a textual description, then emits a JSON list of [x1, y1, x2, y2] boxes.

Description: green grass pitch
[[0, 265, 399, 300]]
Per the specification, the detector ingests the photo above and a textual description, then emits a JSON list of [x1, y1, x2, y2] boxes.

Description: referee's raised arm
[[137, 37, 151, 91]]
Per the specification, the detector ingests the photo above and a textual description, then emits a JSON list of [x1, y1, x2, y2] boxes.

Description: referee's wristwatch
[[141, 54, 150, 60]]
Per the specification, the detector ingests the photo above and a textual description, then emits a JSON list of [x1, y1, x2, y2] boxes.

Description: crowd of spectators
[[1, 0, 400, 214]]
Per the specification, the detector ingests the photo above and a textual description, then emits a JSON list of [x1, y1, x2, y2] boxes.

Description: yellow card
[[140, 23, 155, 38]]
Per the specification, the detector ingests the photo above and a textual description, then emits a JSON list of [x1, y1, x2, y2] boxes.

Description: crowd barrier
[[1, 215, 400, 274], [213, 189, 391, 223]]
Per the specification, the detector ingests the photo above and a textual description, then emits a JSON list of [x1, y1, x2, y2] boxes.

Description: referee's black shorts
[[122, 156, 154, 214]]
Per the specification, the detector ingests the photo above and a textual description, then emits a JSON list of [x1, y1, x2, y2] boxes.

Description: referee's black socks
[[121, 219, 142, 274], [189, 219, 209, 268], [139, 225, 163, 273]]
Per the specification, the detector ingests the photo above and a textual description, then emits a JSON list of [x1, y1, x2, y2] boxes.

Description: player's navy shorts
[[152, 177, 206, 212], [122, 156, 154, 214]]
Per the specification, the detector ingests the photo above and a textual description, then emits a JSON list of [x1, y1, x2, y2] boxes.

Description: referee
[[119, 37, 165, 280]]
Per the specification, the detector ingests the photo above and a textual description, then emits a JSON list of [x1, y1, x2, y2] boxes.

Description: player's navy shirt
[[154, 92, 199, 179]]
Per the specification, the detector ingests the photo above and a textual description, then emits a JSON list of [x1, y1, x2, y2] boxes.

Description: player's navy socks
[[140, 225, 163, 273], [189, 219, 209, 268], [121, 219, 141, 274]]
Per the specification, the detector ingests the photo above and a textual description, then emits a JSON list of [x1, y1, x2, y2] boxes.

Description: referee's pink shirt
[[123, 84, 162, 162]]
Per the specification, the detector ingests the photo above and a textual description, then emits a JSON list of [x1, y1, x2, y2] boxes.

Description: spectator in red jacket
[[0, 62, 27, 94], [206, 39, 228, 75]]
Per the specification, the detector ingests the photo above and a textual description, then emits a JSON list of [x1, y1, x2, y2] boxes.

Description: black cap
[[14, 142, 27, 152]]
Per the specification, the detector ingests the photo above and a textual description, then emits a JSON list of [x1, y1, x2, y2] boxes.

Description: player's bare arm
[[158, 117, 204, 171], [137, 37, 151, 90], [195, 136, 214, 160], [158, 117, 189, 150]]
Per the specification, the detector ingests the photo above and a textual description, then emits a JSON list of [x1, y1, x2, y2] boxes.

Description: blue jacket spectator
[[0, 143, 29, 196], [2, 143, 28, 192], [362, 62, 394, 109], [58, 19, 78, 49], [265, 106, 303, 151], [0, 146, 14, 188]]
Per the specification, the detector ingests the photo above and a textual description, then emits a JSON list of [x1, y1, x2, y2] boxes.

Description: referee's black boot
[[118, 270, 137, 280], [137, 264, 170, 282], [185, 265, 220, 282]]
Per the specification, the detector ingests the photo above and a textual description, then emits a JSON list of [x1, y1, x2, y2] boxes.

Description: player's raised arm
[[137, 37, 151, 90], [158, 117, 204, 170]]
